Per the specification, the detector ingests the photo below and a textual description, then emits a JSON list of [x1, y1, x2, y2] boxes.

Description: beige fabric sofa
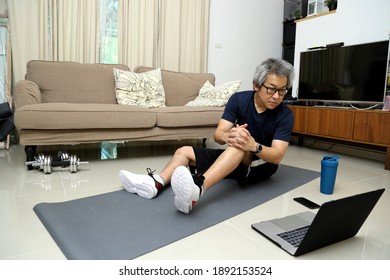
[[14, 60, 224, 160]]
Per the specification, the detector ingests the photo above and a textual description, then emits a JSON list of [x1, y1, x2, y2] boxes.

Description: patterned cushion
[[114, 68, 166, 108], [185, 80, 241, 107]]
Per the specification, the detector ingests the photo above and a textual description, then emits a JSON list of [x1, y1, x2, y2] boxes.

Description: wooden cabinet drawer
[[306, 108, 354, 139], [353, 111, 390, 145], [289, 106, 307, 133]]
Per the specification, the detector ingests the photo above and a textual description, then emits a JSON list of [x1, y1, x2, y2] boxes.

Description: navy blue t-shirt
[[221, 91, 294, 147]]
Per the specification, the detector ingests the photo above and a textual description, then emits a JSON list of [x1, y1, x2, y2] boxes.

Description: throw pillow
[[185, 80, 241, 107], [114, 68, 166, 108]]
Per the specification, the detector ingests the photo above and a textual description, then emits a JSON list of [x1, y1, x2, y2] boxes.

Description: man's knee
[[175, 146, 193, 156], [225, 146, 247, 160], [174, 146, 196, 164]]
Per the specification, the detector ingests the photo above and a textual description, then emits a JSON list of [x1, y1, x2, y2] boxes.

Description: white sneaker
[[171, 166, 204, 214], [119, 168, 163, 199]]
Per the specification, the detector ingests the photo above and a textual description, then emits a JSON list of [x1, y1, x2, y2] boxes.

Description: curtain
[[117, 0, 157, 70], [8, 0, 99, 84], [53, 0, 99, 62], [117, 0, 210, 73], [159, 0, 209, 73], [8, 0, 210, 85], [8, 0, 51, 84], [117, 0, 158, 69]]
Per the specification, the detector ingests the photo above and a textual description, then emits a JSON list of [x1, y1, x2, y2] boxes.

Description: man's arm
[[253, 139, 289, 165], [213, 119, 235, 145], [214, 119, 290, 165]]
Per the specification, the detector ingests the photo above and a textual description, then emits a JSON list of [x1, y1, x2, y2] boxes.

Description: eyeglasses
[[261, 84, 288, 97]]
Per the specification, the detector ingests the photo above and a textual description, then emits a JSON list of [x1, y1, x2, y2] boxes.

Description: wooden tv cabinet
[[288, 105, 390, 170]]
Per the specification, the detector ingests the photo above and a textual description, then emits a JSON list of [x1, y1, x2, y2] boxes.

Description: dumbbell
[[26, 151, 67, 171], [25, 153, 88, 174], [28, 151, 71, 166]]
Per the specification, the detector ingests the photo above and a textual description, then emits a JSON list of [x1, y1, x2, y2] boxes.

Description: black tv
[[298, 40, 389, 105]]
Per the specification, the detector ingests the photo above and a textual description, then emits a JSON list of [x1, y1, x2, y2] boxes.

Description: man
[[119, 58, 295, 214]]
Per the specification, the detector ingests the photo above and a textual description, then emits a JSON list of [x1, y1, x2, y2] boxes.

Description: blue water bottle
[[320, 155, 340, 195]]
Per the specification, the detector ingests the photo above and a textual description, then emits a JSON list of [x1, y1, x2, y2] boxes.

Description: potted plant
[[324, 0, 337, 11], [292, 9, 303, 20]]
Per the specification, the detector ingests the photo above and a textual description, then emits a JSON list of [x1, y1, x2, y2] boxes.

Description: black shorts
[[192, 147, 278, 185]]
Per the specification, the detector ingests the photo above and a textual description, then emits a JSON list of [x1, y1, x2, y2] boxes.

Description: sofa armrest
[[14, 80, 43, 110]]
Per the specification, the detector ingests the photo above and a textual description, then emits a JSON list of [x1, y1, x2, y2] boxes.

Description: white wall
[[293, 0, 390, 97], [207, 0, 284, 90]]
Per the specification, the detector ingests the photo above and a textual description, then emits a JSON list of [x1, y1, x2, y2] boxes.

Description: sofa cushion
[[134, 66, 215, 107], [153, 106, 224, 128], [15, 103, 156, 130], [186, 80, 242, 107], [114, 68, 166, 108], [26, 60, 130, 104]]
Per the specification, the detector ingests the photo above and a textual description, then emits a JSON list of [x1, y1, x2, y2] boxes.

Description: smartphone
[[293, 197, 321, 209]]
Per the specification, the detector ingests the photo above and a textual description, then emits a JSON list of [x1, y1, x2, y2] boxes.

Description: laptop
[[251, 188, 385, 256]]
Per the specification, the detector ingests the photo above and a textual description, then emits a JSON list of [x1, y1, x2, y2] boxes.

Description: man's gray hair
[[253, 58, 295, 88]]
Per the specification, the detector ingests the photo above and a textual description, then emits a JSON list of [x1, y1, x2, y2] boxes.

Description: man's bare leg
[[159, 146, 196, 185], [119, 146, 195, 199], [171, 146, 252, 214], [202, 146, 252, 190]]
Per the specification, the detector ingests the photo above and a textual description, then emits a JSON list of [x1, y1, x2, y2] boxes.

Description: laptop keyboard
[[277, 226, 309, 247]]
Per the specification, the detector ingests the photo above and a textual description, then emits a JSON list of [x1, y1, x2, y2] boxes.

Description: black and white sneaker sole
[[171, 166, 197, 214], [119, 170, 157, 199]]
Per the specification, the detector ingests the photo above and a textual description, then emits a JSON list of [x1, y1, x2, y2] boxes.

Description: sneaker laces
[[146, 168, 164, 192], [146, 167, 156, 177]]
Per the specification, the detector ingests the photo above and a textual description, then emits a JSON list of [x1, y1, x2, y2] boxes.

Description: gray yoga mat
[[33, 165, 319, 260]]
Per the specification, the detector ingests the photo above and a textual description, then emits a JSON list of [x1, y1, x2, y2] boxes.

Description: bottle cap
[[323, 155, 340, 161]]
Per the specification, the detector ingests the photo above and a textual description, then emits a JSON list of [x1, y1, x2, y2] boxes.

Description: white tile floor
[[0, 139, 389, 260]]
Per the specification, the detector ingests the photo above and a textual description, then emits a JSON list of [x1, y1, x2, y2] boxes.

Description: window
[[99, 0, 118, 64], [0, 18, 8, 103]]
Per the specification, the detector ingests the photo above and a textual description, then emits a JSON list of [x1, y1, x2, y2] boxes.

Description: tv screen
[[298, 40, 389, 104]]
